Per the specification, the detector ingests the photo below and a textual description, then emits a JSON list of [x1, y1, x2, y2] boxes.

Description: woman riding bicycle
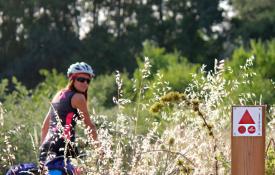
[[39, 62, 99, 174]]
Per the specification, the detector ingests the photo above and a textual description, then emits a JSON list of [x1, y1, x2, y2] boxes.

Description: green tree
[[1, 0, 226, 89], [229, 0, 275, 44], [125, 41, 199, 101], [0, 0, 82, 88]]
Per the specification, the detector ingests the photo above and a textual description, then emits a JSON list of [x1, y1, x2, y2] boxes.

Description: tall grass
[[0, 57, 274, 174]]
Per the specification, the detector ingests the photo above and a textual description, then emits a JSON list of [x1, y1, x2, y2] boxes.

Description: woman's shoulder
[[71, 93, 86, 102], [71, 93, 86, 108], [73, 92, 85, 98]]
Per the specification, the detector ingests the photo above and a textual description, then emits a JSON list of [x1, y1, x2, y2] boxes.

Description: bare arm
[[41, 109, 51, 144], [72, 93, 98, 141]]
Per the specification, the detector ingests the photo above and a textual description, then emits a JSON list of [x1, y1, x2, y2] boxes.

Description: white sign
[[232, 106, 262, 136]]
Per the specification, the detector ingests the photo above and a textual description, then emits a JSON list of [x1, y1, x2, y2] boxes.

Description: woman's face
[[73, 73, 91, 93]]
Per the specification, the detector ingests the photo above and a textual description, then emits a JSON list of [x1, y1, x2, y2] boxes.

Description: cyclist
[[39, 62, 99, 174]]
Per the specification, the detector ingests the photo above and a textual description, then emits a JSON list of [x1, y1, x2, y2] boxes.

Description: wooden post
[[231, 106, 265, 175]]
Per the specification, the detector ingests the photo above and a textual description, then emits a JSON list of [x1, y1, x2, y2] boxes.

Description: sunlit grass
[[0, 57, 274, 174]]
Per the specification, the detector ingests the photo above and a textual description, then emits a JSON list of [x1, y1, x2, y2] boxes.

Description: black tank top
[[49, 89, 79, 142]]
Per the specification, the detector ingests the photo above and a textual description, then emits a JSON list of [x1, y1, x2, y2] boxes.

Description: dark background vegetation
[[1, 0, 275, 88]]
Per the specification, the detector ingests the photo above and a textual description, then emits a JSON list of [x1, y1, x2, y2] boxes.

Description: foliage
[[1, 0, 275, 92], [0, 78, 39, 167], [0, 0, 225, 88], [88, 73, 117, 109], [73, 56, 273, 174], [128, 41, 199, 100], [230, 0, 275, 43], [1, 55, 275, 174], [0, 0, 81, 87], [225, 39, 275, 106], [266, 140, 275, 174]]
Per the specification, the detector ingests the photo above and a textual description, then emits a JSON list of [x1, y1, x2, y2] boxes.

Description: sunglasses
[[75, 77, 91, 84]]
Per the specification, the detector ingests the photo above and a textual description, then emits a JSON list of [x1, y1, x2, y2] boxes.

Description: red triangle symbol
[[239, 110, 255, 124]]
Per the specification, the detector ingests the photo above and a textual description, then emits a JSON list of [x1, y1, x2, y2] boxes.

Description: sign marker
[[232, 106, 265, 175], [239, 110, 255, 124]]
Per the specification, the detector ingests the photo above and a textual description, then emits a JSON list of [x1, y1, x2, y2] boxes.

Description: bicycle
[[6, 155, 80, 175]]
